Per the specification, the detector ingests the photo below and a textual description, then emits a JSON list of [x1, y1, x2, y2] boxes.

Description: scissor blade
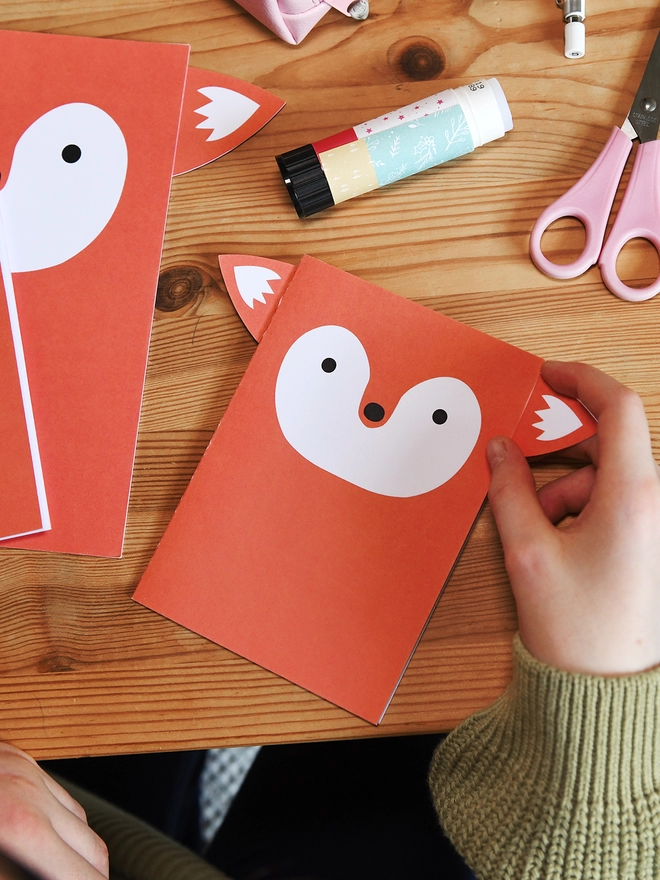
[[625, 30, 660, 142]]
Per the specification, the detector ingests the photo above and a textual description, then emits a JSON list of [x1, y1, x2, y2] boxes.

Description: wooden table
[[1, 0, 658, 759]]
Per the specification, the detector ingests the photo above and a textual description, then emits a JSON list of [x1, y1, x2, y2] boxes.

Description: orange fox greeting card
[[134, 256, 596, 723], [0, 29, 283, 555]]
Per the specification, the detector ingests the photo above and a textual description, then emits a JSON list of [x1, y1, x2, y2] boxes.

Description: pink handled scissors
[[530, 31, 660, 302]]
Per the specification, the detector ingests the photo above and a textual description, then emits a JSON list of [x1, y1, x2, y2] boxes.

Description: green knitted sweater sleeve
[[428, 635, 660, 880]]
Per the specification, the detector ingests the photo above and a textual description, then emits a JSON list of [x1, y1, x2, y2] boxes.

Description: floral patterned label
[[364, 105, 474, 187]]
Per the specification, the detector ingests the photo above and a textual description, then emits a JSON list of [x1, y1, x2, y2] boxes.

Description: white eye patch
[[0, 102, 127, 272]]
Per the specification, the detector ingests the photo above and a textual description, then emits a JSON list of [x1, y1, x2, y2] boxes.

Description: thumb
[[487, 437, 551, 553]]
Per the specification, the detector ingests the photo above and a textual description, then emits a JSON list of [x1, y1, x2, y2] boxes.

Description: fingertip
[[487, 436, 531, 505], [540, 359, 579, 396], [487, 435, 548, 547], [486, 436, 508, 470], [487, 436, 527, 472], [537, 464, 597, 523]]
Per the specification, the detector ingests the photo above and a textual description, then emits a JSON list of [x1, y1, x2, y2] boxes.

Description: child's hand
[[0, 742, 108, 880], [487, 360, 660, 675]]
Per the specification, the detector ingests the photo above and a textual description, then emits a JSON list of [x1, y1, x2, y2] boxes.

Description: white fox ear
[[532, 395, 583, 441], [194, 87, 259, 142], [514, 372, 597, 456], [219, 254, 296, 341], [233, 265, 282, 308], [173, 68, 285, 176]]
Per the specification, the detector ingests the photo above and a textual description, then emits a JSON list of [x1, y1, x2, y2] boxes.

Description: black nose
[[363, 402, 385, 422]]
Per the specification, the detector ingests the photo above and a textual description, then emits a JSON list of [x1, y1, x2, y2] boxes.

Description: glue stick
[[276, 78, 513, 218]]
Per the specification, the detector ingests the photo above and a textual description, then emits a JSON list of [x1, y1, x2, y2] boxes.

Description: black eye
[[62, 144, 82, 163], [321, 358, 336, 373], [432, 409, 448, 425]]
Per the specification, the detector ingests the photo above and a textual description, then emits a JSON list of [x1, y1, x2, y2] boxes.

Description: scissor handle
[[529, 126, 633, 280], [599, 139, 660, 302]]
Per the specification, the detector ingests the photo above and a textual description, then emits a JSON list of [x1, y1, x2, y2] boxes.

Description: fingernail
[[487, 438, 507, 469]]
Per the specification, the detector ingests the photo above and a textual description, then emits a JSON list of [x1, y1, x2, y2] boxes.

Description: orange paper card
[[134, 256, 596, 722], [0, 30, 283, 557]]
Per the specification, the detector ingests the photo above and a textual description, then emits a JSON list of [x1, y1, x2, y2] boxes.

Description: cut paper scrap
[[0, 29, 283, 557], [134, 256, 597, 724]]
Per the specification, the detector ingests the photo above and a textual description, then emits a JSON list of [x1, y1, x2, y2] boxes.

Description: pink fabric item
[[234, 0, 333, 44]]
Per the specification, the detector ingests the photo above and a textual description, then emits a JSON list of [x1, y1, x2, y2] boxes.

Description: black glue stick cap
[[276, 144, 335, 218]]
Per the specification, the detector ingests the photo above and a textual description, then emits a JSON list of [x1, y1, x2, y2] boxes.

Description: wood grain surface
[[1, 0, 659, 758]]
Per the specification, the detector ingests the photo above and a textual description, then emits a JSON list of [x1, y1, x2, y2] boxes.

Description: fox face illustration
[[275, 324, 482, 497], [221, 252, 596, 467], [134, 255, 596, 724], [0, 29, 283, 553], [0, 102, 128, 273]]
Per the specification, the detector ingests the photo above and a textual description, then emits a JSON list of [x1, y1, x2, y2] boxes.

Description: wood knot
[[388, 37, 445, 82], [38, 654, 76, 673], [156, 266, 204, 312]]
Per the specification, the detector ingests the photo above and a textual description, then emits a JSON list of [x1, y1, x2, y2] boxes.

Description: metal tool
[[557, 0, 586, 58]]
